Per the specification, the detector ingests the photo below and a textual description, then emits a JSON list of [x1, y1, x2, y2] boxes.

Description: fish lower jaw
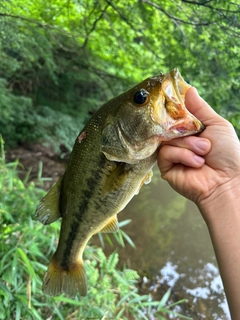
[[159, 127, 203, 141], [162, 119, 204, 139]]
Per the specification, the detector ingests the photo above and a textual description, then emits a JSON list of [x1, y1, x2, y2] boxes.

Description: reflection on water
[[158, 261, 230, 319], [103, 167, 231, 319]]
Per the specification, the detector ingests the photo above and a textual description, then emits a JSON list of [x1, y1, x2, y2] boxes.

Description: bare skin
[[158, 87, 240, 320]]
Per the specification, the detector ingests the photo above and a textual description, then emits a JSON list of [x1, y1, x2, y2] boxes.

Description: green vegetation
[[0, 0, 240, 149], [0, 137, 192, 319]]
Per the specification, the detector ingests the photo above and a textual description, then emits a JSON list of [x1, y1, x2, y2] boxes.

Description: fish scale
[[35, 68, 204, 297]]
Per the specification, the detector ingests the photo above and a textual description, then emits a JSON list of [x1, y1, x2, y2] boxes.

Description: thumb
[[185, 87, 220, 124]]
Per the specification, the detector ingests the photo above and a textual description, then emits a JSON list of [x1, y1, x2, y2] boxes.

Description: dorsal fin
[[100, 215, 119, 233], [35, 178, 62, 225]]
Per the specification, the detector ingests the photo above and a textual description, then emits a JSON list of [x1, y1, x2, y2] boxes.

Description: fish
[[35, 68, 204, 297]]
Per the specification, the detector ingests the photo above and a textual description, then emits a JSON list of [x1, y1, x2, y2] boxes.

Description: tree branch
[[181, 0, 240, 14], [0, 12, 79, 52], [0, 13, 64, 30], [81, 3, 109, 49], [141, 0, 217, 26]]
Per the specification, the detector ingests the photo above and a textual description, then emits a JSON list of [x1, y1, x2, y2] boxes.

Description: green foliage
[[0, 137, 191, 319], [0, 1, 116, 149], [0, 77, 82, 150], [99, 219, 136, 249], [0, 79, 36, 148], [0, 0, 240, 149], [34, 106, 82, 152]]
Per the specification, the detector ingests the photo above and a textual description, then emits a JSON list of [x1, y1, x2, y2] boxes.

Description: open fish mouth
[[151, 68, 205, 138]]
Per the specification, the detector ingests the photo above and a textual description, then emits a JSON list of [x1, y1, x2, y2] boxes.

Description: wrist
[[198, 177, 240, 226], [198, 178, 240, 320]]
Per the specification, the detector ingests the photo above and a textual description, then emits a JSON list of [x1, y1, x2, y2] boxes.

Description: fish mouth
[[152, 68, 205, 139], [167, 117, 205, 136]]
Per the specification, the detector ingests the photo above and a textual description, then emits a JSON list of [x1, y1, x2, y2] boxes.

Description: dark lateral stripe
[[61, 155, 107, 269], [60, 222, 80, 269]]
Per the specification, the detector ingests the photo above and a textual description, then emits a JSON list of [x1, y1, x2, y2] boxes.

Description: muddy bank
[[6, 143, 67, 190]]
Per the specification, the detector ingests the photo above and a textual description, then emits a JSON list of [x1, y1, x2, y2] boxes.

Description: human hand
[[158, 87, 240, 212], [158, 87, 240, 318]]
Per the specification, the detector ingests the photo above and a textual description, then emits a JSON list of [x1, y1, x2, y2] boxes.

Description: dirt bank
[[6, 143, 67, 190]]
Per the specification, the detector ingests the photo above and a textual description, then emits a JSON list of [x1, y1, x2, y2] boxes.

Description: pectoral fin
[[143, 170, 153, 185], [100, 215, 119, 233], [35, 178, 62, 225], [135, 170, 153, 195], [102, 163, 128, 197]]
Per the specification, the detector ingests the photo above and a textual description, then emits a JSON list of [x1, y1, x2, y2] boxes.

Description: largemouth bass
[[35, 69, 204, 297]]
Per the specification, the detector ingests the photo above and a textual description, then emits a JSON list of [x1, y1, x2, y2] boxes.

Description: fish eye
[[133, 89, 148, 105]]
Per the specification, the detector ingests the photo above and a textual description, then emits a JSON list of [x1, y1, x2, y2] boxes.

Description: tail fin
[[42, 257, 87, 297]]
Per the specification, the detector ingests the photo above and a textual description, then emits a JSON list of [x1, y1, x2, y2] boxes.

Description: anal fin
[[100, 215, 119, 233], [35, 177, 62, 225]]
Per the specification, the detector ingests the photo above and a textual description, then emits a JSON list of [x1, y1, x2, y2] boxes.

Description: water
[[103, 167, 231, 319]]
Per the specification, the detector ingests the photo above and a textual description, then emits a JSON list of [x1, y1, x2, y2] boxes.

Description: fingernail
[[194, 155, 204, 164], [195, 140, 208, 151]]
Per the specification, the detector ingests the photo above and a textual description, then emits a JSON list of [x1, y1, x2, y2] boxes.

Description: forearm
[[199, 183, 240, 320]]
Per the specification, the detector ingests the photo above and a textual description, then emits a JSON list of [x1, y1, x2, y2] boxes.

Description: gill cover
[[101, 115, 160, 164]]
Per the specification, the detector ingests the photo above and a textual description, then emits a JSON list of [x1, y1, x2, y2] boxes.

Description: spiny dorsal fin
[[35, 178, 62, 225], [100, 215, 119, 233]]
